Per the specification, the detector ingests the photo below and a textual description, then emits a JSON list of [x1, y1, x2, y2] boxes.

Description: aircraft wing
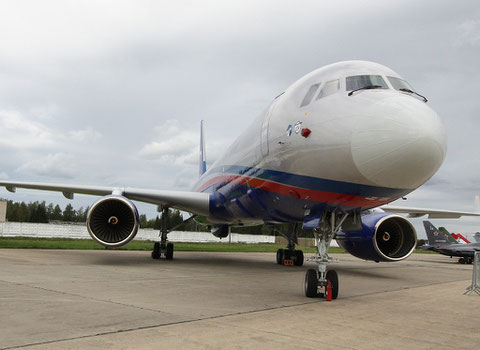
[[0, 180, 210, 216], [380, 205, 480, 219]]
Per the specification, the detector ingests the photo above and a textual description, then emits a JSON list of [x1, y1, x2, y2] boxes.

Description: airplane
[[422, 221, 480, 264], [2, 60, 480, 299], [474, 232, 480, 243], [439, 227, 471, 244]]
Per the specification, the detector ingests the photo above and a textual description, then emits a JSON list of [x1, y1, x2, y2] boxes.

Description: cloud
[[0, 110, 55, 149], [17, 153, 77, 179], [68, 128, 102, 142], [0, 172, 8, 180], [139, 119, 198, 165], [454, 19, 480, 47]]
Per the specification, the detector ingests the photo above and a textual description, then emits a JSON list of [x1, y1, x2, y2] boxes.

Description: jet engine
[[336, 212, 417, 262], [87, 195, 139, 248]]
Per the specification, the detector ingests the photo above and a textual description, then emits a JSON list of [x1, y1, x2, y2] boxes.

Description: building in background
[[0, 200, 6, 222]]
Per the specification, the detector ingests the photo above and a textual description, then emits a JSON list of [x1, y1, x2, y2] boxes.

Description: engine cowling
[[87, 195, 139, 248], [336, 212, 417, 262]]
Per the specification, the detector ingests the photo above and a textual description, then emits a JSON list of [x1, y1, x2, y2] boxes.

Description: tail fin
[[199, 120, 207, 177], [438, 227, 459, 243], [423, 221, 451, 245]]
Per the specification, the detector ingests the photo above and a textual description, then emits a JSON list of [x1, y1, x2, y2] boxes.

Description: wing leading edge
[[381, 205, 480, 219], [0, 180, 210, 216]]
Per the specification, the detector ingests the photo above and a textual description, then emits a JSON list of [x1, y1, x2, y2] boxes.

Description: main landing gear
[[304, 212, 348, 299], [275, 223, 304, 266], [151, 207, 196, 261], [459, 257, 473, 264]]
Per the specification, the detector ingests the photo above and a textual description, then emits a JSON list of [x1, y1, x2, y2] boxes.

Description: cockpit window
[[300, 83, 320, 107], [316, 79, 339, 100], [387, 76, 414, 91], [346, 75, 388, 91]]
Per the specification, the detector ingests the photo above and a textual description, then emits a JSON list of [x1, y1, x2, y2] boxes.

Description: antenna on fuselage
[[199, 120, 207, 177]]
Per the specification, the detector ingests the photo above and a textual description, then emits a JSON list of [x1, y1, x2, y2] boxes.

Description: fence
[[0, 222, 275, 244]]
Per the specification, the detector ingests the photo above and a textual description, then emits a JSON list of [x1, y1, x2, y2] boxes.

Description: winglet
[[474, 195, 480, 213], [199, 120, 207, 177]]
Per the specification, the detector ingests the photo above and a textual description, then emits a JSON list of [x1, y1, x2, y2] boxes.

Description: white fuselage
[[194, 61, 446, 225]]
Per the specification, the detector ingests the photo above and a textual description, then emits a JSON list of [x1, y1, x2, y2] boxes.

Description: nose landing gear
[[305, 212, 348, 299]]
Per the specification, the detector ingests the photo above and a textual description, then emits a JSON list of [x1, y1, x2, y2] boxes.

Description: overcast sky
[[1, 0, 479, 238]]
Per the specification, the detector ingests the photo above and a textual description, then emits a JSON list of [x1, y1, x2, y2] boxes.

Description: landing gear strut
[[305, 212, 348, 299], [151, 208, 196, 261], [275, 223, 304, 266]]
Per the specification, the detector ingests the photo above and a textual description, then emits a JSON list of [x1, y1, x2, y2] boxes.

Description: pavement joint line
[[0, 300, 322, 350], [1, 279, 470, 350], [0, 278, 180, 319], [205, 319, 357, 350], [339, 278, 470, 300]]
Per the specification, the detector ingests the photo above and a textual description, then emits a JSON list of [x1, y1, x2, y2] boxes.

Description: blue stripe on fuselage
[[198, 165, 408, 198]]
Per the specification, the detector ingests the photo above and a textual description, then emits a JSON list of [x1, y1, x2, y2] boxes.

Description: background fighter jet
[[422, 221, 480, 264]]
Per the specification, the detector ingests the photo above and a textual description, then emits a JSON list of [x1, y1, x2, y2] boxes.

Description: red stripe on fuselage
[[197, 174, 395, 208]]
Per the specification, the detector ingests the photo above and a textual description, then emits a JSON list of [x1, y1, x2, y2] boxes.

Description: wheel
[[305, 269, 318, 298], [467, 257, 473, 264], [165, 242, 174, 260], [459, 258, 466, 264], [283, 249, 292, 260], [151, 242, 160, 259], [276, 249, 284, 264], [326, 270, 339, 300], [294, 250, 304, 266]]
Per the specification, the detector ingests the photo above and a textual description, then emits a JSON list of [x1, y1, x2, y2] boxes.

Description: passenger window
[[316, 79, 339, 100], [346, 75, 388, 91], [300, 83, 320, 107]]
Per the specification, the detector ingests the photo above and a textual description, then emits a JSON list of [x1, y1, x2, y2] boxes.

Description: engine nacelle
[[87, 195, 139, 248], [336, 212, 417, 262]]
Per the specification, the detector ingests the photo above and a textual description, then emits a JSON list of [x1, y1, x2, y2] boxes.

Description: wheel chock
[[283, 259, 294, 266], [325, 281, 333, 301]]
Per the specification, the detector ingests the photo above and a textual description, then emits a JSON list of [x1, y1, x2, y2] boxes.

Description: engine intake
[[337, 213, 417, 262], [87, 196, 139, 247]]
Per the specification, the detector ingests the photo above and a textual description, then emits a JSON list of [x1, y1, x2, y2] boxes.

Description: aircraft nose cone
[[351, 96, 446, 189]]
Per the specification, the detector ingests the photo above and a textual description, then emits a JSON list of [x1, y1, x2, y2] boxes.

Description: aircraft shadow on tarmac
[[83, 251, 406, 280]]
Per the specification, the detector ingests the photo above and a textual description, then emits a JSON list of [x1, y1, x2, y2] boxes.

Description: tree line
[[2, 200, 209, 231], [4, 200, 88, 224]]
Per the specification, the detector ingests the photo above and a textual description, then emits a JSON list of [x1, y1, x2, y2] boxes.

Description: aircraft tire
[[459, 258, 466, 264], [326, 270, 339, 300], [165, 243, 174, 260], [152, 242, 160, 259], [305, 269, 318, 298], [294, 250, 304, 266], [276, 249, 284, 264]]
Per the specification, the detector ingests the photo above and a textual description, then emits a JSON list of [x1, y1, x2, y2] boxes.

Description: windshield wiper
[[399, 88, 428, 103], [348, 85, 383, 96]]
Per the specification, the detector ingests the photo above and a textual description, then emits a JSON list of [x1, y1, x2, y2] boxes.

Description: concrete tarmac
[[0, 249, 479, 349]]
